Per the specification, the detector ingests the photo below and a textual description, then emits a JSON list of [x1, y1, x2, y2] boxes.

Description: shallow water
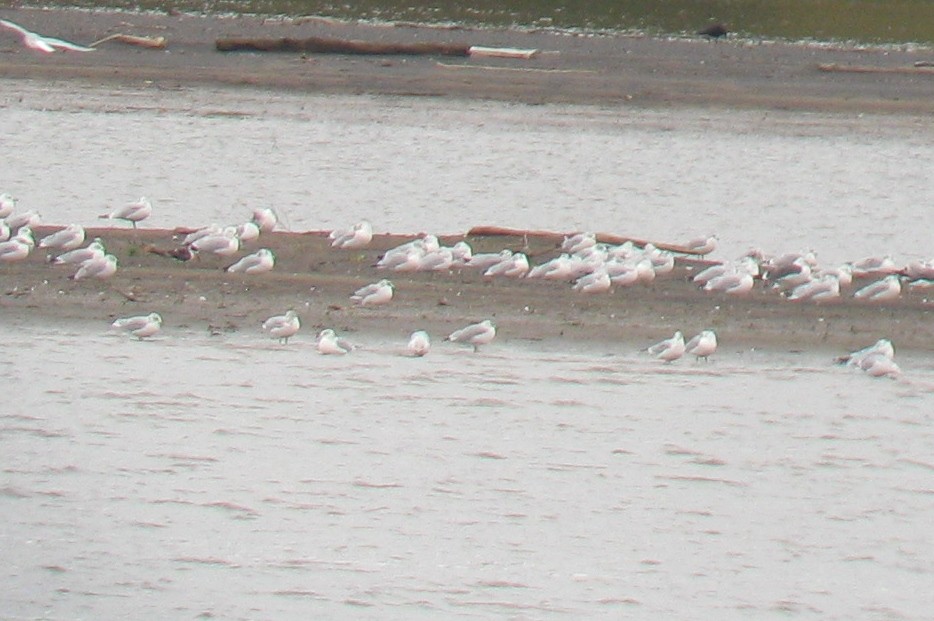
[[2, 80, 933, 266], [3, 318, 934, 619]]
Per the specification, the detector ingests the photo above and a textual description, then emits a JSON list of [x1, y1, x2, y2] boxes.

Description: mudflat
[[1, 8, 932, 353]]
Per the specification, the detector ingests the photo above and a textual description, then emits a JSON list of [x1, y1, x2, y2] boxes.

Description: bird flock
[[1, 192, 921, 378]]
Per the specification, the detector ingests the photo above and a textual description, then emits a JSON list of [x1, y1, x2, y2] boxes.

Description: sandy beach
[[1, 7, 933, 352]]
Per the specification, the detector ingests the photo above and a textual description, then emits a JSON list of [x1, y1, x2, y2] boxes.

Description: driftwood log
[[216, 35, 470, 56]]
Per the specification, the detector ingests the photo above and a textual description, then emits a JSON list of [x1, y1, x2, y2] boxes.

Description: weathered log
[[90, 33, 167, 49], [817, 62, 934, 76], [216, 35, 470, 56]]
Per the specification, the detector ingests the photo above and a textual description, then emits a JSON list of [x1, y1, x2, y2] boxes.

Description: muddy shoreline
[[2, 226, 931, 355], [1, 7, 933, 114]]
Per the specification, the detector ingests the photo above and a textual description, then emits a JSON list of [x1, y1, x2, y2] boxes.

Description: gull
[[572, 266, 612, 294], [5, 209, 41, 230], [704, 271, 755, 295], [416, 247, 454, 272], [816, 263, 853, 288], [685, 330, 718, 361], [406, 330, 431, 357], [451, 241, 473, 267], [562, 232, 596, 255], [0, 19, 96, 53], [467, 249, 512, 271], [769, 257, 812, 290], [226, 248, 275, 274], [836, 338, 895, 367], [317, 328, 355, 355], [853, 274, 901, 303], [607, 259, 641, 287], [182, 224, 222, 246], [693, 256, 759, 287], [51, 239, 105, 265], [643, 243, 675, 275], [528, 254, 575, 280], [329, 220, 373, 249], [100, 197, 152, 228], [351, 279, 394, 306], [608, 241, 637, 261], [252, 208, 278, 233], [0, 193, 15, 218], [683, 234, 718, 256], [262, 310, 300, 344], [111, 312, 162, 340], [236, 221, 261, 244], [856, 353, 901, 379], [0, 220, 9, 242], [73, 254, 118, 280], [378, 240, 428, 270], [851, 255, 898, 278], [191, 227, 240, 256], [904, 258, 934, 281], [0, 235, 32, 263], [484, 252, 530, 278], [38, 224, 86, 252], [646, 331, 685, 363], [634, 257, 657, 285], [786, 274, 841, 303], [446, 319, 496, 352]]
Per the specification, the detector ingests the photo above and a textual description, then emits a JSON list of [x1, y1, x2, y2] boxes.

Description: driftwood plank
[[216, 35, 470, 56]]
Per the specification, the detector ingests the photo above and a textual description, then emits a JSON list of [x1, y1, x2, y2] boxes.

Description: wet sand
[[1, 8, 933, 353], [0, 7, 933, 114], [3, 226, 932, 353]]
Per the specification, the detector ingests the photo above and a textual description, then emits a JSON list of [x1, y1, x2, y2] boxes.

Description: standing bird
[[351, 279, 394, 306], [683, 234, 719, 256], [406, 330, 431, 357], [0, 19, 96, 53], [446, 319, 496, 352], [646, 331, 686, 363], [226, 248, 275, 274], [262, 310, 301, 344], [252, 208, 278, 233], [685, 330, 718, 361], [100, 197, 152, 229], [0, 192, 16, 218], [111, 313, 162, 340], [316, 329, 355, 355]]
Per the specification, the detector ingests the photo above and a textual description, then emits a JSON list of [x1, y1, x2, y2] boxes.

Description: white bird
[[646, 331, 686, 363], [406, 330, 431, 357], [0, 193, 16, 218], [527, 254, 574, 280], [329, 220, 373, 249], [704, 271, 755, 295], [685, 330, 718, 361], [351, 279, 394, 306], [836, 339, 895, 367], [684, 234, 718, 256], [451, 241, 473, 267], [101, 197, 152, 228], [572, 266, 612, 294], [0, 220, 9, 242], [856, 353, 901, 379], [191, 227, 240, 256], [417, 247, 455, 272], [38, 224, 85, 252], [0, 235, 31, 262], [484, 252, 530, 278], [607, 259, 642, 287], [262, 310, 300, 344], [51, 239, 106, 265], [5, 209, 42, 230], [235, 221, 261, 244], [226, 248, 275, 274], [853, 274, 901, 303], [467, 249, 513, 272], [0, 19, 96, 53], [73, 254, 118, 280], [904, 258, 934, 281], [181, 224, 221, 246], [851, 255, 898, 278], [252, 208, 278, 233], [111, 312, 162, 340], [446, 319, 496, 352], [786, 274, 841, 303], [561, 232, 596, 255], [317, 328, 355, 355]]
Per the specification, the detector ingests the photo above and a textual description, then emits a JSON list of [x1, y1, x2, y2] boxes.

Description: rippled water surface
[[2, 80, 933, 265], [3, 318, 934, 619], [3, 79, 934, 619]]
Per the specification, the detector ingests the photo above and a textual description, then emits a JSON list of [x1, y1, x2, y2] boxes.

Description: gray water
[[2, 79, 933, 266], [3, 78, 934, 619], [3, 318, 934, 620]]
